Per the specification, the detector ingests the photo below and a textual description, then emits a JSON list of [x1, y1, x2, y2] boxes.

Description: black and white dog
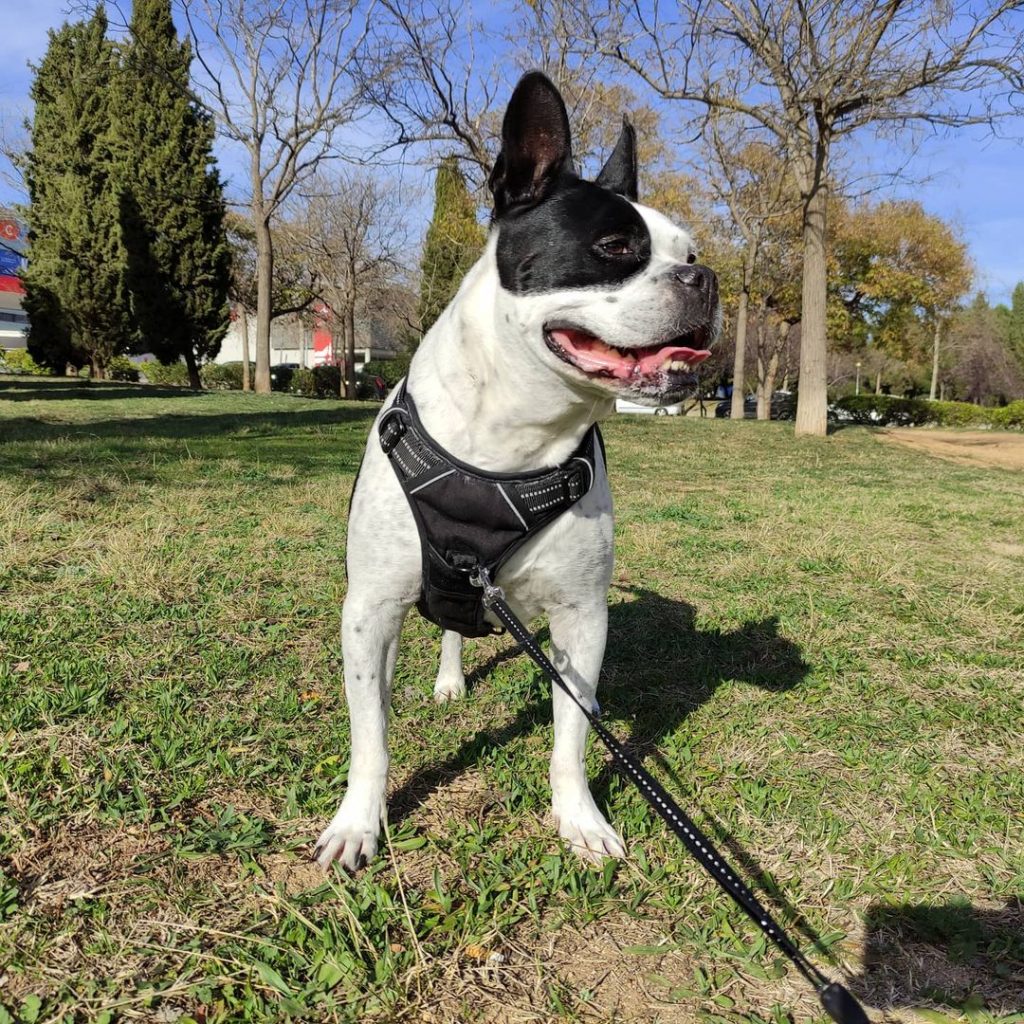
[[314, 72, 720, 870]]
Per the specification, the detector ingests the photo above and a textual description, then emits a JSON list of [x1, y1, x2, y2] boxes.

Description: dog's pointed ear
[[489, 71, 572, 215], [595, 117, 638, 201]]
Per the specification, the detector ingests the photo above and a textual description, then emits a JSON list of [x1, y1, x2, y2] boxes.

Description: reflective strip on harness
[[378, 379, 602, 637]]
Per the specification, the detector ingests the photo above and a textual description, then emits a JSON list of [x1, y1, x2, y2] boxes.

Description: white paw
[[553, 798, 626, 864], [433, 676, 466, 703], [313, 803, 382, 871]]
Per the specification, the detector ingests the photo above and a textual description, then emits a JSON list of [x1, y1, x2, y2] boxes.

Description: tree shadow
[[389, 586, 810, 833], [1, 405, 376, 445], [855, 899, 1024, 1015], [0, 377, 201, 402]]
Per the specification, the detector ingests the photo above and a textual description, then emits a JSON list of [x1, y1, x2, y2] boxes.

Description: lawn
[[1, 376, 1022, 1024]]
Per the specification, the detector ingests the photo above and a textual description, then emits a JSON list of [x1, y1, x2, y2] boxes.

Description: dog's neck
[[406, 242, 613, 473]]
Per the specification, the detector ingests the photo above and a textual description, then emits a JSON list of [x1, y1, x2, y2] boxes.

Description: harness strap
[[471, 566, 869, 1024]]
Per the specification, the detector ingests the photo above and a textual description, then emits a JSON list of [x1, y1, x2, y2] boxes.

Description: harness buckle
[[469, 565, 506, 608], [379, 412, 407, 455]]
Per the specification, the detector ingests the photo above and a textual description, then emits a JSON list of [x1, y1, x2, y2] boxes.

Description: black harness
[[378, 380, 602, 637]]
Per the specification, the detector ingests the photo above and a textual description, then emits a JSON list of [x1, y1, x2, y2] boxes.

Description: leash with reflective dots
[[470, 566, 869, 1024]]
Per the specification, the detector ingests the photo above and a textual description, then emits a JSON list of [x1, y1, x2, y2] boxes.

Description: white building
[[216, 305, 403, 370]]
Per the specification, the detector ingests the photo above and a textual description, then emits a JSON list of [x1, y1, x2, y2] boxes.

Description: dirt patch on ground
[[878, 428, 1024, 471]]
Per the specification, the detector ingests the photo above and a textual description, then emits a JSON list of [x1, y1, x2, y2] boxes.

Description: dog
[[314, 71, 720, 871]]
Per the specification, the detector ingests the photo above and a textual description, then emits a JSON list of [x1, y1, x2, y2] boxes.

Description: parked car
[[615, 398, 683, 416], [270, 362, 301, 391], [715, 391, 795, 420]]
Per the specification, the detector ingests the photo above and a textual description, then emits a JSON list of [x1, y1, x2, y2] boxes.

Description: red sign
[[0, 220, 20, 242]]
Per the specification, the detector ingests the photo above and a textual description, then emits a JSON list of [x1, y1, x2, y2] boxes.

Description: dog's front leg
[[314, 592, 407, 871], [433, 630, 466, 703], [548, 601, 626, 863]]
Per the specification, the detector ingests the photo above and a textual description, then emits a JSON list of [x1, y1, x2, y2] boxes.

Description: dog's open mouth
[[544, 324, 712, 384]]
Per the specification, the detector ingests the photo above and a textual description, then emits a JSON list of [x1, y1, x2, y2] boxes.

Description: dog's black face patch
[[495, 176, 652, 294]]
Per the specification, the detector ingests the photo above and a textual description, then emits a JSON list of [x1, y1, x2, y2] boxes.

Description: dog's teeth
[[663, 359, 692, 372]]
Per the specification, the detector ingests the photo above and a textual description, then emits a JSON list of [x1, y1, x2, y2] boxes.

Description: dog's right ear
[[595, 117, 638, 201], [489, 72, 572, 216]]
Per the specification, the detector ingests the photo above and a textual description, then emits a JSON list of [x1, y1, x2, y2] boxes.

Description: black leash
[[470, 566, 869, 1024]]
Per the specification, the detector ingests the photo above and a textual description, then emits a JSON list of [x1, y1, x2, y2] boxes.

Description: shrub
[[929, 400, 991, 428], [106, 355, 140, 382], [2, 348, 50, 375], [139, 360, 189, 386], [833, 393, 1023, 430], [990, 400, 1024, 429], [833, 395, 932, 426], [291, 364, 341, 398], [201, 361, 249, 390]]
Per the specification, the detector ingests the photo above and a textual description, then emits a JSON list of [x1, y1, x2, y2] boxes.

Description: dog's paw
[[554, 801, 626, 865], [433, 676, 466, 703], [313, 808, 381, 872]]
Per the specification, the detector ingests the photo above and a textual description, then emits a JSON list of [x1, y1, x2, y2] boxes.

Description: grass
[[1, 374, 1022, 1024]]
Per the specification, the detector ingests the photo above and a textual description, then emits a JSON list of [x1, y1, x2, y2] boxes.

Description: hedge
[[290, 365, 342, 398], [106, 355, 140, 382], [139, 360, 190, 386], [834, 394, 1024, 430], [0, 348, 50, 375], [202, 361, 251, 390]]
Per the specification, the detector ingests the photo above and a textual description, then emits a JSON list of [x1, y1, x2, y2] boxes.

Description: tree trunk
[[730, 242, 756, 419], [760, 349, 780, 420], [766, 323, 788, 418], [755, 313, 768, 419], [345, 296, 357, 400], [253, 205, 273, 395], [240, 304, 251, 391], [183, 347, 201, 390], [794, 152, 829, 438], [929, 318, 942, 401], [875, 371, 882, 396], [91, 354, 105, 380]]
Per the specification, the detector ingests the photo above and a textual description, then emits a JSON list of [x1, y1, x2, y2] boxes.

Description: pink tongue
[[636, 346, 711, 376], [550, 330, 635, 379], [550, 330, 712, 380]]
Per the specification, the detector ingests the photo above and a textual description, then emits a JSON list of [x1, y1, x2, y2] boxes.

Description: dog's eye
[[596, 236, 634, 258], [686, 252, 697, 265]]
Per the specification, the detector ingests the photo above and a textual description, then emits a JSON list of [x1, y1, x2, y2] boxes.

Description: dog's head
[[487, 72, 720, 405]]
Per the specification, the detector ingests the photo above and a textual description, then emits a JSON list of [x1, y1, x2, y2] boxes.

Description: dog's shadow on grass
[[389, 584, 809, 827], [854, 899, 1024, 1016]]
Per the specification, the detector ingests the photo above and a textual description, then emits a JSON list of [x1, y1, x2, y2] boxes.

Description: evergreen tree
[[417, 157, 485, 336], [22, 6, 134, 377], [1007, 282, 1024, 373], [115, 0, 230, 389]]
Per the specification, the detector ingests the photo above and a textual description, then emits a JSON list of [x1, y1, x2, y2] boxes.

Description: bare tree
[[703, 116, 795, 418], [225, 210, 321, 390], [181, 0, 371, 394], [354, 0, 500, 186], [297, 172, 407, 397], [571, 0, 1024, 435]]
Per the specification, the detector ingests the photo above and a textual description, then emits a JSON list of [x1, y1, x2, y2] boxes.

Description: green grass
[[1, 375, 1022, 1024]]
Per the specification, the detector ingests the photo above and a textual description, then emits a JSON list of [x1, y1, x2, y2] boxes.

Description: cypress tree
[[115, 0, 230, 389], [22, 6, 134, 377], [417, 157, 485, 336], [1007, 282, 1024, 373]]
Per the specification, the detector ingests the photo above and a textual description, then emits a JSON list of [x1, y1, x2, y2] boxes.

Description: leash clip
[[469, 565, 505, 609]]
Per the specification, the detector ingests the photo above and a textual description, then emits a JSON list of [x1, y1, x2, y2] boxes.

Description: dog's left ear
[[489, 71, 573, 215], [595, 117, 638, 201]]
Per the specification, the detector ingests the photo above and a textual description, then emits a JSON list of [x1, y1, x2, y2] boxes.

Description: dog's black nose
[[674, 263, 717, 297]]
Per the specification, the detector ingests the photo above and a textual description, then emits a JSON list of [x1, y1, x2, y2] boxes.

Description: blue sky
[[1, 0, 1021, 306]]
